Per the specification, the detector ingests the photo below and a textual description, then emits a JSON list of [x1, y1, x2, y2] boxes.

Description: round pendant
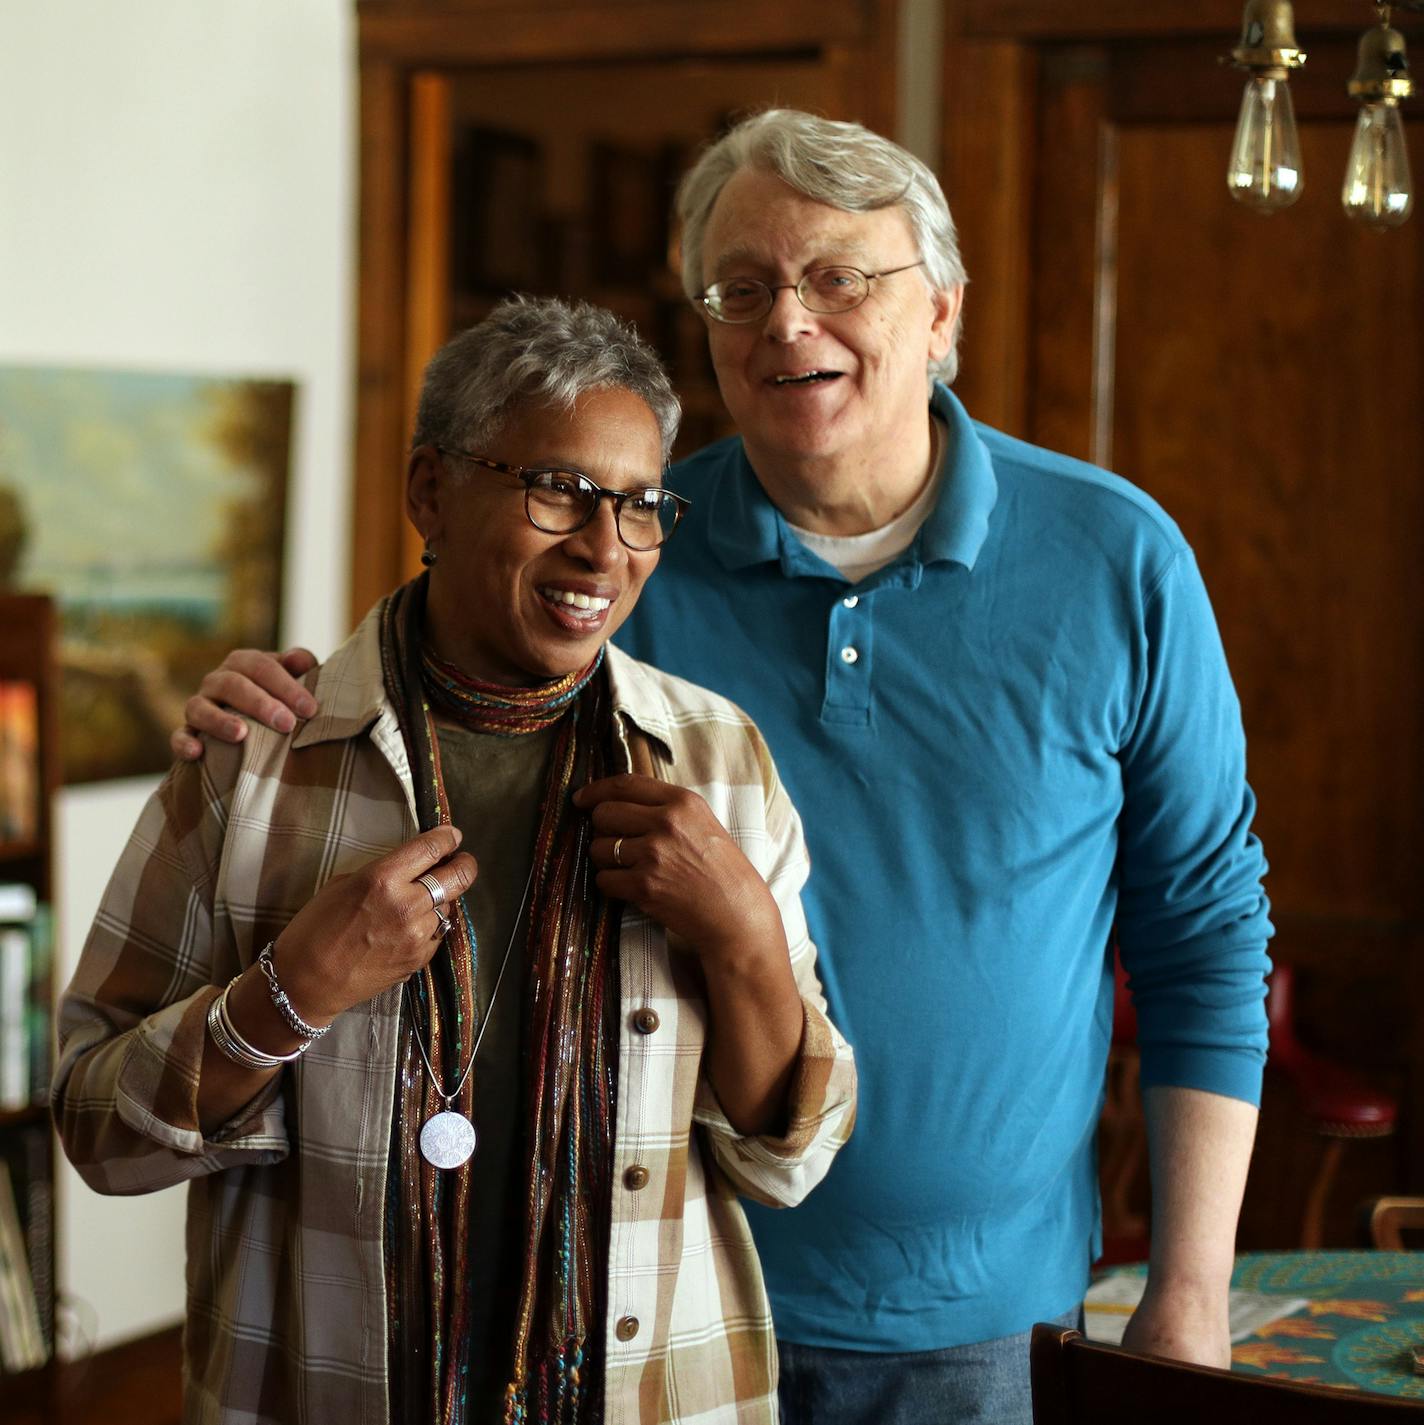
[[419, 1110, 477, 1169]]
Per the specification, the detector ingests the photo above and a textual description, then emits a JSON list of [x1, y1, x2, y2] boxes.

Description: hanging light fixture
[[1342, 7, 1415, 228], [1226, 0, 1308, 212]]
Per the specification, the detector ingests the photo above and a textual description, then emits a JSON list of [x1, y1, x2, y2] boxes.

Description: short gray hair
[[413, 295, 681, 462], [675, 109, 967, 384]]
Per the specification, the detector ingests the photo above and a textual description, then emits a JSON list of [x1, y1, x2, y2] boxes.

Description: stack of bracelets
[[206, 941, 330, 1070]]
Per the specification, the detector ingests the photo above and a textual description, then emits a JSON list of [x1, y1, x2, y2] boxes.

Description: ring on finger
[[612, 836, 626, 868], [431, 908, 453, 941], [417, 872, 447, 909]]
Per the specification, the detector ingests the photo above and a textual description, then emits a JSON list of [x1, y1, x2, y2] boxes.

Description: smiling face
[[699, 166, 960, 483], [408, 385, 663, 686]]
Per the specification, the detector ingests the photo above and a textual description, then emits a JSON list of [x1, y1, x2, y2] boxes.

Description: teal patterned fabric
[[1229, 1252, 1424, 1399], [1101, 1251, 1424, 1399]]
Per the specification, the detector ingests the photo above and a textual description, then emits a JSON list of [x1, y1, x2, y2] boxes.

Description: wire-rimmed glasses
[[697, 260, 927, 324], [436, 449, 689, 551]]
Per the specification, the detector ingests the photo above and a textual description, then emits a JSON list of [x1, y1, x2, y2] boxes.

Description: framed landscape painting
[[0, 365, 294, 785]]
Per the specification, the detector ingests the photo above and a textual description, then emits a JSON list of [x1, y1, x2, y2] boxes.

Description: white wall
[[0, 0, 356, 1353]]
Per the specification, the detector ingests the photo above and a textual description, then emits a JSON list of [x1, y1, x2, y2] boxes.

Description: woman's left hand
[[574, 773, 784, 966]]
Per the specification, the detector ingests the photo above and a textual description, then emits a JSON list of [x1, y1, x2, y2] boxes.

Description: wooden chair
[[1359, 1195, 1424, 1250], [1030, 1325, 1421, 1423]]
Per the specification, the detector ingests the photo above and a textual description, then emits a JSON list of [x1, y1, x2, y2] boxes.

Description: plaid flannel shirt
[[53, 607, 856, 1425]]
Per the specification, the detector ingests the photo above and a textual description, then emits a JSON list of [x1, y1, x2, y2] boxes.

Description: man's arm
[[1114, 545, 1271, 1364], [1122, 1085, 1257, 1366], [170, 647, 320, 760]]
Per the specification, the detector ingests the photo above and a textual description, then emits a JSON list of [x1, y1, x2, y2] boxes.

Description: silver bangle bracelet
[[207, 977, 308, 1070], [257, 941, 329, 1041]]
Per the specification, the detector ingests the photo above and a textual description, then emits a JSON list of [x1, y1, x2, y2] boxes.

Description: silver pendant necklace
[[406, 857, 535, 1169]]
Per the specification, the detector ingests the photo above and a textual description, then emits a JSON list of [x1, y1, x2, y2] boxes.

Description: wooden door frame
[[352, 0, 900, 623]]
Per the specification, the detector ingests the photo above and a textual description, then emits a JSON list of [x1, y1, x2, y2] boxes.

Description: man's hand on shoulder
[[170, 647, 320, 761]]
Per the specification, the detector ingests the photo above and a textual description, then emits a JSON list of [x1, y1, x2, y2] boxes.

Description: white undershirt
[[787, 426, 946, 584]]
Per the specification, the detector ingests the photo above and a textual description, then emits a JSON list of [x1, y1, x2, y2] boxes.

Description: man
[[177, 110, 1270, 1423]]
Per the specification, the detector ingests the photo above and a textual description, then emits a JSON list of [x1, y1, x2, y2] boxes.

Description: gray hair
[[675, 109, 968, 384], [412, 295, 681, 462]]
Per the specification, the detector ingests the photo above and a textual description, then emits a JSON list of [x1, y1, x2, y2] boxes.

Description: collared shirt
[[615, 383, 1272, 1352], [52, 608, 856, 1425]]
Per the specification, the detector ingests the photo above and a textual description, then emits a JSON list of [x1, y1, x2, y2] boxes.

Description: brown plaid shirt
[[53, 609, 856, 1425]]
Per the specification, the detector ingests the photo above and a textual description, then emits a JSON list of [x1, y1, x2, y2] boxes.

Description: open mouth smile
[[538, 585, 613, 630], [771, 370, 843, 386]]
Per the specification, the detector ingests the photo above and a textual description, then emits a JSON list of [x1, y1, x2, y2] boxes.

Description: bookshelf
[[0, 592, 58, 1395]]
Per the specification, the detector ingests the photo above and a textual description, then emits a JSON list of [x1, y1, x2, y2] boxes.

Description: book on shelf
[[0, 680, 40, 846], [18, 1129, 53, 1357], [0, 1156, 46, 1372], [0, 882, 50, 1111]]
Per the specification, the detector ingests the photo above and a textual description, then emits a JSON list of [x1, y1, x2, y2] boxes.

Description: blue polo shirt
[[615, 385, 1271, 1352]]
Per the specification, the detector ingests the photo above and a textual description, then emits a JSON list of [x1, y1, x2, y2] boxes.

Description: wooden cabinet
[[0, 593, 58, 1392], [942, 0, 1423, 1243], [351, 0, 899, 619]]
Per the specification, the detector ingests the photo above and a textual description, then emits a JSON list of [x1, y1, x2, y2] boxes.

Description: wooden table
[[1095, 1251, 1424, 1401]]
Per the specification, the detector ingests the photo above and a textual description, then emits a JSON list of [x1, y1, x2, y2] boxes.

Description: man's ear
[[406, 445, 443, 543], [927, 284, 964, 366]]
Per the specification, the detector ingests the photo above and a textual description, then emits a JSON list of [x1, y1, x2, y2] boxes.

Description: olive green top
[[434, 717, 556, 1418]]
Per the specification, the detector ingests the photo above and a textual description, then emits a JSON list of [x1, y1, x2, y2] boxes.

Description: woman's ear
[[406, 445, 443, 543]]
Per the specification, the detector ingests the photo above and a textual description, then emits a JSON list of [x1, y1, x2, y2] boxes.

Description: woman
[[53, 297, 855, 1425]]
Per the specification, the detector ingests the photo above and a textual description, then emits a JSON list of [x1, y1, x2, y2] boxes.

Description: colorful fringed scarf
[[380, 576, 620, 1425]]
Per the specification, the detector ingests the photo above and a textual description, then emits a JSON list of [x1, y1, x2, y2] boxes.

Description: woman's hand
[[574, 773, 803, 1136], [574, 774, 784, 968], [200, 825, 475, 1131], [271, 825, 478, 1025], [170, 646, 320, 760]]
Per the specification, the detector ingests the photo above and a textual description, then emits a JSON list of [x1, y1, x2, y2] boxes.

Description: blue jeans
[[775, 1308, 1082, 1425]]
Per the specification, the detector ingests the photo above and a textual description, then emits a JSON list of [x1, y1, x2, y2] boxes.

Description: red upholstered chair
[[1266, 963, 1399, 1248], [1097, 956, 1398, 1258], [1097, 956, 1148, 1265]]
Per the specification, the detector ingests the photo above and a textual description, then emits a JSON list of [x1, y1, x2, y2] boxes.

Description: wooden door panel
[[1110, 121, 1424, 920], [945, 15, 1424, 1222]]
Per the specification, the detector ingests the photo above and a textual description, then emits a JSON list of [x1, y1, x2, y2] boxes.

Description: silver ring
[[417, 873, 447, 909], [431, 908, 453, 941], [612, 836, 626, 868]]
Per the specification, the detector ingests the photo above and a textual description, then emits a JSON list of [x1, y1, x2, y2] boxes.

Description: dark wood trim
[[1023, 46, 1111, 466], [352, 57, 413, 625], [957, 0, 1394, 41], [1107, 34, 1373, 124], [940, 34, 1038, 436], [359, 0, 875, 65], [858, 0, 901, 138]]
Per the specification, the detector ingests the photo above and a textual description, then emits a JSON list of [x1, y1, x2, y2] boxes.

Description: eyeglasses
[[436, 449, 689, 551], [697, 261, 927, 324]]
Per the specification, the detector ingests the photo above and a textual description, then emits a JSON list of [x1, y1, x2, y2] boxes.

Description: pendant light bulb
[[1343, 16, 1415, 229], [1228, 74, 1306, 211], [1342, 99, 1414, 227]]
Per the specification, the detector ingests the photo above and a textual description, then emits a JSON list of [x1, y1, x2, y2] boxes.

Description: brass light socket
[[1230, 0, 1307, 77], [1348, 21, 1415, 103]]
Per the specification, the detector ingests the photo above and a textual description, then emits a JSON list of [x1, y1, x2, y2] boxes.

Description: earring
[[420, 542, 438, 568]]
